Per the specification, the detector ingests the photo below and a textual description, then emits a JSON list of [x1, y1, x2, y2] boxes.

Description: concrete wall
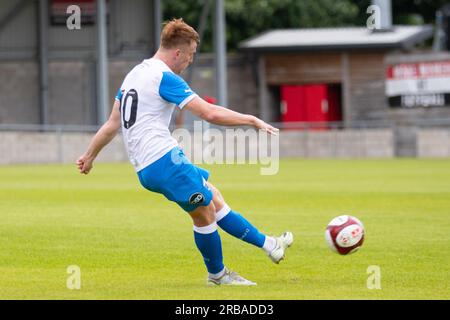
[[0, 129, 394, 165], [0, 131, 127, 165], [6, 128, 450, 166], [417, 129, 450, 157], [279, 129, 393, 158]]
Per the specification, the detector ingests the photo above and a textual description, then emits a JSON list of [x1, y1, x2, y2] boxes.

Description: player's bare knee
[[206, 201, 216, 223], [190, 201, 216, 226], [207, 182, 225, 212], [212, 192, 224, 212]]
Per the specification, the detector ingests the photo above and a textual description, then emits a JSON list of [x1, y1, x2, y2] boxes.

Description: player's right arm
[[76, 100, 121, 174]]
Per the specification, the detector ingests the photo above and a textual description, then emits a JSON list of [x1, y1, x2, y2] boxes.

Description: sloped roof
[[239, 25, 434, 52]]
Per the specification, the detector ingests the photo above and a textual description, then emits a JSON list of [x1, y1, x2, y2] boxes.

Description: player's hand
[[253, 118, 279, 136], [76, 154, 94, 175]]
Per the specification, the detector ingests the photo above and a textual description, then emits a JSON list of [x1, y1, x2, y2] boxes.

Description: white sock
[[215, 203, 231, 222], [209, 267, 226, 280], [262, 236, 277, 253]]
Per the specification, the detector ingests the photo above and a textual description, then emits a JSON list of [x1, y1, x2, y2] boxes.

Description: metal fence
[[2, 116, 449, 131]]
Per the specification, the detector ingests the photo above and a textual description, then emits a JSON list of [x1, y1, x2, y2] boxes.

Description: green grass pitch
[[0, 159, 449, 299]]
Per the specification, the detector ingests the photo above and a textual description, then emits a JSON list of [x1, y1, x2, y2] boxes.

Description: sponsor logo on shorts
[[189, 192, 205, 205]]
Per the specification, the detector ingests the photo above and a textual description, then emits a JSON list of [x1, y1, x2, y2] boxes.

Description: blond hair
[[160, 18, 200, 49]]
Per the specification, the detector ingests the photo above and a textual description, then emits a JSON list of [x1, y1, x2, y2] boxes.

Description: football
[[325, 215, 365, 255]]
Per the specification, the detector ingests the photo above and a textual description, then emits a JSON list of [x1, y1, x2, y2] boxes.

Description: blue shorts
[[137, 147, 213, 213]]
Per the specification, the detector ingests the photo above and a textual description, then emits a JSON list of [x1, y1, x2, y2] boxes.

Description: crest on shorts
[[189, 192, 205, 205]]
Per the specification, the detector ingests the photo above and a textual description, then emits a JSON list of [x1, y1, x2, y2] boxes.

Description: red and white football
[[325, 215, 365, 255]]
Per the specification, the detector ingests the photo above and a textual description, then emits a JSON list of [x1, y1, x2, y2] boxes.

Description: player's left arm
[[76, 100, 121, 174], [185, 96, 279, 135], [159, 71, 278, 135]]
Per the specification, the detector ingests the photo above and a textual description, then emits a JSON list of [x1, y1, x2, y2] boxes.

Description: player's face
[[176, 41, 197, 74]]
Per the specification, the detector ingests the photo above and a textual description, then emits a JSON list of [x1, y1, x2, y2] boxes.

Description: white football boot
[[207, 268, 257, 286], [267, 231, 294, 264]]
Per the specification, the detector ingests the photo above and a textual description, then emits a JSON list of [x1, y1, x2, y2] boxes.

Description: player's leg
[[189, 201, 256, 286], [207, 182, 294, 263], [138, 147, 256, 284], [207, 182, 274, 250], [188, 201, 225, 279]]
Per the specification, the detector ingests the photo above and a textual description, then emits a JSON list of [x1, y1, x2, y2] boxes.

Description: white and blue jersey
[[115, 58, 212, 212], [115, 58, 198, 171]]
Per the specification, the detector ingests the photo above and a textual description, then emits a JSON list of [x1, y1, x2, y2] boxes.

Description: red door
[[281, 84, 341, 127], [280, 86, 307, 122], [305, 85, 327, 122]]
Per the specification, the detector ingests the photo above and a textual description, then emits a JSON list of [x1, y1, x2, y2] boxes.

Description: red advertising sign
[[386, 61, 450, 108]]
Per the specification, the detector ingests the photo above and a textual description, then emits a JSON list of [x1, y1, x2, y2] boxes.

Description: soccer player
[[77, 18, 293, 286]]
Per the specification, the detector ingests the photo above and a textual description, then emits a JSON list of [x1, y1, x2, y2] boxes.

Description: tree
[[163, 0, 359, 52], [163, 0, 444, 52]]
